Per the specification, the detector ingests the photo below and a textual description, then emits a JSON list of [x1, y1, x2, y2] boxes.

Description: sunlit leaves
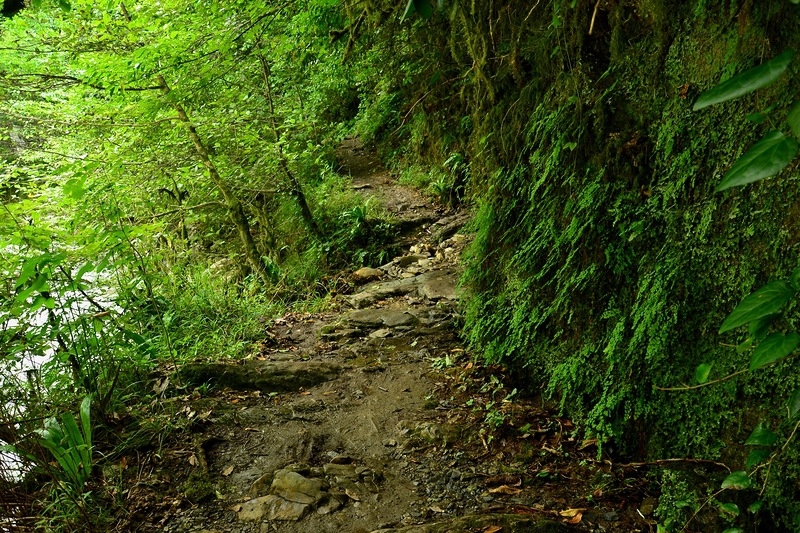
[[693, 49, 795, 111], [715, 131, 799, 192], [719, 281, 795, 333]]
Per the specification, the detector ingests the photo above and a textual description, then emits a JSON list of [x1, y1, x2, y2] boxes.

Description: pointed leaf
[[719, 281, 795, 333], [748, 313, 779, 340], [715, 131, 799, 192], [745, 422, 778, 446], [746, 112, 768, 124], [718, 502, 740, 516], [695, 363, 712, 384], [789, 388, 800, 419], [746, 449, 771, 469], [791, 267, 800, 291], [721, 471, 752, 490], [747, 500, 764, 513], [80, 395, 92, 452], [693, 49, 795, 110], [749, 332, 800, 370], [788, 101, 800, 138]]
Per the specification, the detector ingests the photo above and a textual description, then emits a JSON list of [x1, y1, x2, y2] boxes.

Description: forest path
[[132, 143, 656, 533]]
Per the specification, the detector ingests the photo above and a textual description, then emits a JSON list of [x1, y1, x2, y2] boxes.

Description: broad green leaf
[[721, 471, 752, 490], [749, 332, 800, 370], [791, 267, 800, 291], [789, 388, 800, 419], [80, 395, 92, 452], [694, 49, 795, 110], [58, 0, 71, 11], [75, 262, 95, 282], [722, 529, 744, 533], [63, 178, 85, 200], [745, 422, 778, 446], [746, 105, 774, 124], [719, 281, 795, 333], [746, 449, 771, 469], [718, 502, 740, 516], [715, 131, 799, 192], [788, 101, 800, 138], [748, 500, 764, 513], [695, 363, 712, 384], [748, 313, 779, 340]]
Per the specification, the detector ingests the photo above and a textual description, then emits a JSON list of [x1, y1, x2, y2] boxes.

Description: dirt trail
[[126, 141, 657, 533]]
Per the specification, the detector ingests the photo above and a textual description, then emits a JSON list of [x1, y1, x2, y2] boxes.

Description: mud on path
[[121, 142, 660, 532]]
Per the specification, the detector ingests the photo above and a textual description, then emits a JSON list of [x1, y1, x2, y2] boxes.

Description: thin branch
[[654, 369, 748, 391], [27, 148, 158, 167], [149, 201, 223, 219], [5, 73, 161, 92], [681, 488, 725, 532], [618, 457, 731, 471], [589, 0, 601, 35], [2, 111, 180, 128]]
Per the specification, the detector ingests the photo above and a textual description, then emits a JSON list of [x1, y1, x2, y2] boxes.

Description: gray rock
[[238, 495, 273, 521], [369, 328, 393, 339], [264, 495, 311, 521], [270, 470, 328, 505], [398, 254, 427, 267], [417, 272, 457, 301], [353, 267, 383, 283], [348, 309, 419, 328], [320, 328, 361, 340], [323, 463, 359, 479], [179, 361, 346, 392]]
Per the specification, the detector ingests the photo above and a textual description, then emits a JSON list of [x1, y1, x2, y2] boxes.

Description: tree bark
[[258, 53, 321, 239], [156, 75, 271, 283]]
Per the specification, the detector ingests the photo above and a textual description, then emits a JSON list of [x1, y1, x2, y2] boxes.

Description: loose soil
[[114, 140, 663, 532]]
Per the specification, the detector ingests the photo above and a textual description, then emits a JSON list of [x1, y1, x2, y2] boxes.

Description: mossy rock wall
[[357, 0, 800, 527]]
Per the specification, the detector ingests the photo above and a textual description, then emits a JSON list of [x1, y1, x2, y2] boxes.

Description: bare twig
[[589, 0, 602, 35], [654, 369, 747, 391]]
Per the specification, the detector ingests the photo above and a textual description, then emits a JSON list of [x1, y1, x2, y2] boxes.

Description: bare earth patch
[[114, 142, 662, 533]]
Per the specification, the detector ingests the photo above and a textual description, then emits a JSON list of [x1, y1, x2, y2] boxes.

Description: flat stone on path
[[271, 470, 328, 505], [417, 270, 457, 301], [348, 309, 419, 328], [346, 270, 457, 308], [238, 494, 310, 522], [179, 361, 346, 392]]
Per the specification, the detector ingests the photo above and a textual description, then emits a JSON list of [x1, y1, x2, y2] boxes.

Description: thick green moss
[[358, 0, 800, 527]]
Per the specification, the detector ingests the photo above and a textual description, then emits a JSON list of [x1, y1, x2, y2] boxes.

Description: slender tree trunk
[[156, 75, 271, 283], [258, 53, 321, 239], [118, 2, 268, 281]]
